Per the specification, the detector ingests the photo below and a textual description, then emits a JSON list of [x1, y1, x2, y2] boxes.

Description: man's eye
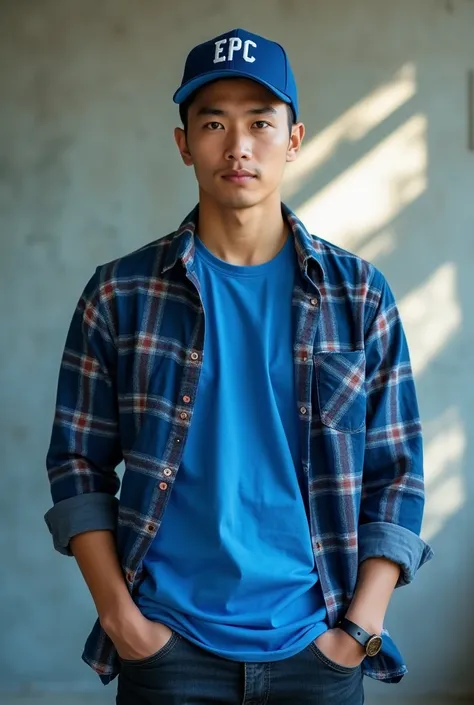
[[253, 121, 270, 129], [205, 122, 224, 130]]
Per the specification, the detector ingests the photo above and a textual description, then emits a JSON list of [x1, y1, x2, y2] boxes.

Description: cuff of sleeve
[[44, 493, 119, 556], [358, 521, 434, 587]]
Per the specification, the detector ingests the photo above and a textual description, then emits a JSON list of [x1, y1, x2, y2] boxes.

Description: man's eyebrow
[[196, 107, 226, 117], [247, 106, 278, 116], [195, 105, 278, 117]]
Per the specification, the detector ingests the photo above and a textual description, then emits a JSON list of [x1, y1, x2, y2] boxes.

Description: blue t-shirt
[[137, 234, 327, 661]]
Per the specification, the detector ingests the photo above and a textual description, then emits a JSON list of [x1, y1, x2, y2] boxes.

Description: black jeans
[[116, 631, 364, 704]]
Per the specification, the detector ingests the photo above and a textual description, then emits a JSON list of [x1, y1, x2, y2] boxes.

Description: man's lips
[[221, 170, 257, 183]]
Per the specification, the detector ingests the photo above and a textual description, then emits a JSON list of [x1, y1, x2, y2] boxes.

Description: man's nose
[[224, 128, 252, 161]]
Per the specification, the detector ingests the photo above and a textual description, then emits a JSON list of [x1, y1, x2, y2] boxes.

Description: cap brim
[[173, 70, 293, 110]]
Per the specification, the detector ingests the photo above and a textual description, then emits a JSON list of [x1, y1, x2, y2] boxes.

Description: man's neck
[[196, 192, 288, 266]]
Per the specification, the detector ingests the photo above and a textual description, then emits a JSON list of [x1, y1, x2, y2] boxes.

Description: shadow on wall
[[284, 58, 474, 699]]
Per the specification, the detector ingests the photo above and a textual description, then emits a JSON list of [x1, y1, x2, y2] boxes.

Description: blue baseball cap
[[173, 28, 298, 121]]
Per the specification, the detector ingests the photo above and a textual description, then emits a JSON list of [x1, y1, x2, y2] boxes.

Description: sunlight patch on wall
[[283, 64, 417, 201], [357, 229, 396, 262], [423, 475, 464, 543], [421, 408, 466, 542], [294, 114, 427, 252], [398, 263, 461, 377]]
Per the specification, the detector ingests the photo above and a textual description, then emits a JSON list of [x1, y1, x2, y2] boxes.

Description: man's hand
[[102, 605, 173, 661], [315, 628, 366, 668]]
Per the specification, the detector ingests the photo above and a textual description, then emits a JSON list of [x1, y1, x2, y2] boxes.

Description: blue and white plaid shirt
[[45, 205, 433, 685]]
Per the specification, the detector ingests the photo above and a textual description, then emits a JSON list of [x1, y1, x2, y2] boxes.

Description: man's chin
[[207, 189, 266, 210]]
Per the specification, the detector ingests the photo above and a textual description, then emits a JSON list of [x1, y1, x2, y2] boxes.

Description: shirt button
[[316, 541, 322, 550], [147, 523, 155, 532], [182, 395, 191, 404], [164, 468, 172, 477], [175, 437, 181, 444], [300, 406, 307, 415], [180, 411, 188, 420], [159, 482, 168, 491], [190, 352, 199, 361], [310, 297, 318, 306], [125, 570, 134, 583]]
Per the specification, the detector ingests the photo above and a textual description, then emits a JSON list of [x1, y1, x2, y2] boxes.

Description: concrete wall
[[1, 0, 473, 699]]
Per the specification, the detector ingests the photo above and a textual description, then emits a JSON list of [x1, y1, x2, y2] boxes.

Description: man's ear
[[286, 122, 305, 163], [174, 127, 193, 166]]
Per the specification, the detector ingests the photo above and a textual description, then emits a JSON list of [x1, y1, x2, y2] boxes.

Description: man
[[45, 28, 433, 705]]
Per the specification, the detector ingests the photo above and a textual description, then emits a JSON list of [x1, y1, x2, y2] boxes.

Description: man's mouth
[[221, 169, 257, 183]]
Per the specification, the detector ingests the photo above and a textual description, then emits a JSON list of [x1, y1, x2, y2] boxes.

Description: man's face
[[174, 79, 304, 210]]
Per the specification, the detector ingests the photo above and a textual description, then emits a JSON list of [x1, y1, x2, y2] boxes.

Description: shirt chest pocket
[[314, 351, 366, 433]]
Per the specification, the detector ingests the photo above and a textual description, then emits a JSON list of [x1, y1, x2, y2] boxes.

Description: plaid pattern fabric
[[46, 205, 432, 685]]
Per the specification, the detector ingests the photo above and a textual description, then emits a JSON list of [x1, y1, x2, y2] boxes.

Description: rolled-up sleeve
[[360, 270, 433, 584], [359, 521, 433, 587], [44, 493, 119, 556]]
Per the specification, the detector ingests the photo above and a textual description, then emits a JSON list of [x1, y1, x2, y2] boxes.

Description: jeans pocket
[[120, 630, 181, 669], [315, 351, 366, 433], [309, 641, 362, 675]]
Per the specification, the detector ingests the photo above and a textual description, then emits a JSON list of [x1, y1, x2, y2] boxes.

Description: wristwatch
[[337, 617, 383, 657]]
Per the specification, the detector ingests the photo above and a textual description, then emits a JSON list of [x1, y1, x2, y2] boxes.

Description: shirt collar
[[161, 206, 199, 274], [162, 203, 325, 283]]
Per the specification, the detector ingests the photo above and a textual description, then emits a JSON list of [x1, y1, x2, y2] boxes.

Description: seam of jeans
[[262, 663, 271, 705]]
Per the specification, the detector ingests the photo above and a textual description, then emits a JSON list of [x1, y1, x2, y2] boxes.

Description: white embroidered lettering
[[214, 37, 257, 64], [213, 39, 227, 63], [227, 37, 242, 61], [243, 40, 257, 63]]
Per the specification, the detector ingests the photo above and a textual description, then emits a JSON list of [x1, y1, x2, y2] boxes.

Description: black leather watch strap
[[338, 618, 371, 647], [338, 617, 383, 657]]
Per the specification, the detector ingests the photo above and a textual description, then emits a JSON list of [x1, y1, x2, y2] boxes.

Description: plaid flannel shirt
[[45, 204, 433, 685]]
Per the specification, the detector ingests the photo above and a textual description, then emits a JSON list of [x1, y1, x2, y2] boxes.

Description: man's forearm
[[70, 530, 138, 629], [345, 557, 401, 634], [70, 530, 173, 660]]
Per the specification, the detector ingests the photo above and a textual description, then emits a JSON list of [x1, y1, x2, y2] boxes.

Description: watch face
[[366, 635, 383, 657]]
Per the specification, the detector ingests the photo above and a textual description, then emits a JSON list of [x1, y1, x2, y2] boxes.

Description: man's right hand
[[102, 606, 173, 661], [69, 532, 174, 661]]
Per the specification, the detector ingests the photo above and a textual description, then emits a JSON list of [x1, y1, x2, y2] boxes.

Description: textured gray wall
[[1, 0, 473, 699]]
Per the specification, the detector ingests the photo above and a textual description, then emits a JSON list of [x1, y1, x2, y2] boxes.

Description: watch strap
[[338, 617, 372, 648]]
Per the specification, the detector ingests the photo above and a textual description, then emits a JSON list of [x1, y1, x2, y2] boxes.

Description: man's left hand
[[314, 628, 366, 669]]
